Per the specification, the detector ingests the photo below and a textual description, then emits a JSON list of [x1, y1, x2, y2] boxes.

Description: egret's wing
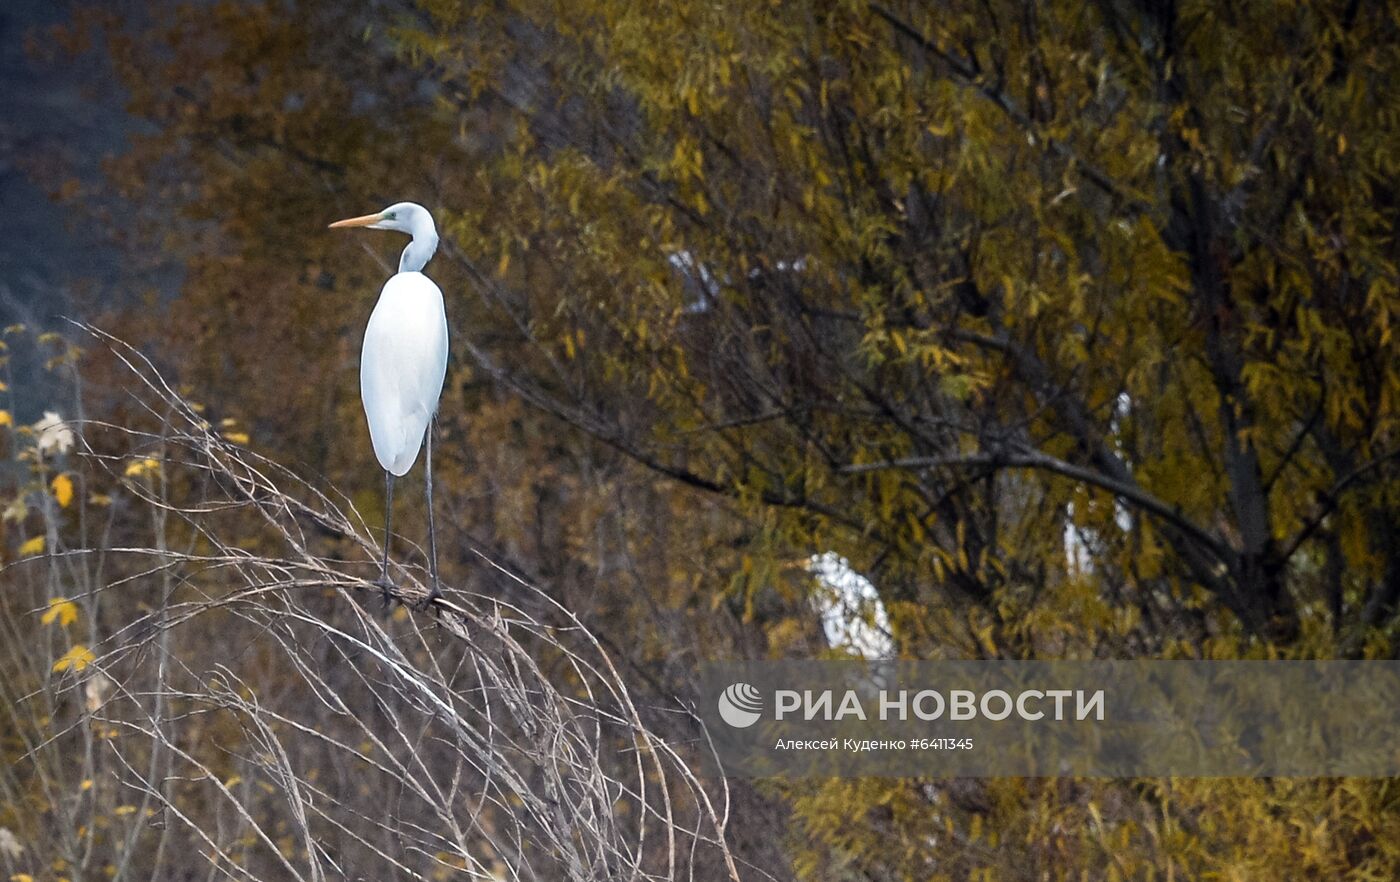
[[360, 272, 449, 476]]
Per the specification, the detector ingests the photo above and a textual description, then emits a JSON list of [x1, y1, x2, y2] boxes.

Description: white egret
[[329, 202, 447, 606]]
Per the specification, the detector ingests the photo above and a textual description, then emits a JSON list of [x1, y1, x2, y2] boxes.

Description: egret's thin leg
[[423, 416, 441, 607], [378, 470, 395, 608]]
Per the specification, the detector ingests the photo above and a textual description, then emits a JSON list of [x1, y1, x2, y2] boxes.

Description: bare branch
[[841, 447, 1231, 562], [4, 324, 746, 882]]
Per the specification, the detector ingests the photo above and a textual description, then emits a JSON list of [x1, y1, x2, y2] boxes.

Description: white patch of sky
[[1063, 502, 1095, 577], [668, 249, 810, 313], [1062, 393, 1135, 574], [809, 552, 894, 659], [668, 250, 721, 313]]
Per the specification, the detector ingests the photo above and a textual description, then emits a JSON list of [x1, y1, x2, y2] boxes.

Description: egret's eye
[[383, 211, 397, 221]]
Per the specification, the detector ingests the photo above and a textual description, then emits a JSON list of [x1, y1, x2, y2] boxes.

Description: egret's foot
[[373, 576, 396, 610], [414, 584, 442, 614]]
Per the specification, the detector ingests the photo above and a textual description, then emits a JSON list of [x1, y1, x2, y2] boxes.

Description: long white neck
[[399, 211, 439, 274]]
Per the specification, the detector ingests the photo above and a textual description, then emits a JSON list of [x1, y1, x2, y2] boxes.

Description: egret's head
[[329, 202, 439, 273], [328, 201, 433, 235]]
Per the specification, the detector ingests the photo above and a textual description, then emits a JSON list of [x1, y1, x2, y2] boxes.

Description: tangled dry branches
[[5, 326, 744, 882]]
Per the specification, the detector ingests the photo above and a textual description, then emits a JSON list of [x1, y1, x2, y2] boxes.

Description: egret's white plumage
[[360, 271, 448, 475], [329, 200, 448, 604]]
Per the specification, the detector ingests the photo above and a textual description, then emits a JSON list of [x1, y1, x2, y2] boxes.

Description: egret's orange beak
[[328, 212, 383, 229]]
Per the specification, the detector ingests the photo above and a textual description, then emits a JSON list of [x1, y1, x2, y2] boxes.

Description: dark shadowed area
[[0, 0, 130, 315]]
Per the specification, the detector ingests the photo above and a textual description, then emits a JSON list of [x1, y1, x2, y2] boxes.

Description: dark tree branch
[[839, 447, 1231, 562], [456, 337, 865, 532], [1279, 446, 1400, 565]]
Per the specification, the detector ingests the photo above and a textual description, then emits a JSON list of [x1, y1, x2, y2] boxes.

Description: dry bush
[[0, 327, 747, 882]]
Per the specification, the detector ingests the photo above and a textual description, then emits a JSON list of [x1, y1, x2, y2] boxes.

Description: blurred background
[[4, 0, 1400, 878]]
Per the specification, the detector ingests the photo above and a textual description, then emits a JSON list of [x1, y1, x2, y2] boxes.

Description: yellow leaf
[[18, 535, 44, 557], [52, 474, 74, 508], [3, 498, 27, 523], [12, 875, 35, 882], [81, 779, 93, 791], [53, 645, 95, 673], [224, 432, 250, 445], [41, 598, 78, 628], [0, 411, 11, 427], [124, 458, 160, 478], [113, 806, 135, 817]]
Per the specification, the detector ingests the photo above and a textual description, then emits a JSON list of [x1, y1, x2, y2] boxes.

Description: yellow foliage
[[3, 498, 25, 523], [41, 598, 78, 628], [52, 645, 95, 673], [17, 536, 44, 557], [52, 474, 74, 508], [30, 0, 1400, 877], [0, 411, 11, 428], [123, 458, 160, 478]]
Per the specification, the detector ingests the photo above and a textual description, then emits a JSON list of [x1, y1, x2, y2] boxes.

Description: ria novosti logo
[[717, 683, 764, 728], [715, 683, 1106, 729]]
